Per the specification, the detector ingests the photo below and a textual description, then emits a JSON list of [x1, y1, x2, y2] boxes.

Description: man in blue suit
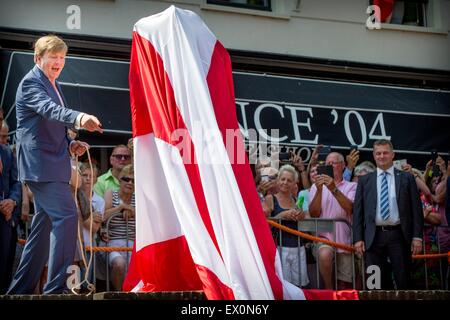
[[8, 35, 103, 294], [0, 107, 22, 294], [353, 139, 423, 289]]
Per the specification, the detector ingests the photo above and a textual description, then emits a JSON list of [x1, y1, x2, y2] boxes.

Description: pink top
[[436, 181, 450, 254], [309, 180, 357, 252]]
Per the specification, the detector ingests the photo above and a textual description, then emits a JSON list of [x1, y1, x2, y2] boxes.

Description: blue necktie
[[380, 172, 390, 220]]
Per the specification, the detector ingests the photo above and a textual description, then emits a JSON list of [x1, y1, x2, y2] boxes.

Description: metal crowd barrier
[[20, 210, 449, 291], [270, 217, 360, 290], [270, 218, 450, 291], [88, 211, 135, 292], [417, 224, 450, 290]]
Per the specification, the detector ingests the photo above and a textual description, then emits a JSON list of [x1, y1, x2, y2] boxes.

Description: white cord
[[71, 148, 96, 295]]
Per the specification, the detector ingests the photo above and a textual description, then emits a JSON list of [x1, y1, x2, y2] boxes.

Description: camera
[[393, 159, 407, 171], [431, 149, 438, 163], [279, 152, 291, 164], [430, 150, 441, 177], [432, 165, 441, 177], [317, 164, 333, 178], [317, 145, 331, 162]]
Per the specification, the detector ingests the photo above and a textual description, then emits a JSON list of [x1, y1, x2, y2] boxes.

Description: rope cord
[[85, 246, 132, 252], [267, 219, 450, 260], [72, 148, 96, 295], [267, 219, 355, 252]]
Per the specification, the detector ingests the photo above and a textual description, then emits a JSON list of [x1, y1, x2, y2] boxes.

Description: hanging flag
[[373, 0, 395, 23], [124, 5, 358, 301]]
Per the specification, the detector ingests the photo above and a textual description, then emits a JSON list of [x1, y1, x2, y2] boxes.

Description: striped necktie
[[380, 171, 390, 220]]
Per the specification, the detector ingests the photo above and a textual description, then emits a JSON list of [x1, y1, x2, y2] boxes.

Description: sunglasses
[[112, 154, 131, 160], [120, 177, 134, 183]]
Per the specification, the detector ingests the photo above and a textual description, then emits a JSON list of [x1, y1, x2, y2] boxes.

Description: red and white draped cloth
[[124, 5, 357, 301], [373, 0, 395, 23]]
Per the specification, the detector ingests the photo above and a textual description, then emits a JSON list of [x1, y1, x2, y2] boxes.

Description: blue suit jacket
[[0, 145, 21, 226], [15, 65, 80, 183], [353, 169, 423, 250]]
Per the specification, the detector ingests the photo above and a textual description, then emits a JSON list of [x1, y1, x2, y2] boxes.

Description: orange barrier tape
[[267, 219, 355, 252], [17, 239, 132, 252], [412, 252, 450, 260], [17, 230, 450, 260], [268, 220, 450, 261]]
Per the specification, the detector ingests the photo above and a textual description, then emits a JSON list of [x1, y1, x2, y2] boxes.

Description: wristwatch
[[331, 187, 339, 195]]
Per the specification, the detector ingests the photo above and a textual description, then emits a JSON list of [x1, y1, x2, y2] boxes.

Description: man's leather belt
[[376, 225, 401, 232]]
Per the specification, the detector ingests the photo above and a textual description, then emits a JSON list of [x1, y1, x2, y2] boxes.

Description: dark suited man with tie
[[8, 35, 103, 294], [0, 107, 22, 294], [353, 139, 423, 289]]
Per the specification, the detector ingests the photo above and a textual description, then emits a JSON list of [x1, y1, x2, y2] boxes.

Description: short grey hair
[[278, 164, 298, 182], [326, 152, 344, 163], [354, 163, 375, 176]]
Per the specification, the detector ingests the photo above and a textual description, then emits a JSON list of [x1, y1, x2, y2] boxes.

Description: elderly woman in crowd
[[352, 161, 376, 183], [103, 164, 135, 291], [262, 164, 309, 287]]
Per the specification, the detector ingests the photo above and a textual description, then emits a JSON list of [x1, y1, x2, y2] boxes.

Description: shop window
[[370, 0, 428, 27], [207, 0, 271, 12]]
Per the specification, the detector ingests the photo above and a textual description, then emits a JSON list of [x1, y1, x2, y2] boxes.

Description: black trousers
[[365, 227, 411, 290], [0, 218, 18, 294]]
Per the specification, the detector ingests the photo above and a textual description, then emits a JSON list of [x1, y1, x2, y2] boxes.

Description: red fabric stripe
[[127, 31, 232, 298], [124, 238, 235, 299], [129, 33, 153, 138], [303, 289, 359, 300], [373, 0, 394, 23], [122, 243, 140, 291], [136, 237, 202, 291], [196, 265, 235, 300], [206, 42, 284, 299]]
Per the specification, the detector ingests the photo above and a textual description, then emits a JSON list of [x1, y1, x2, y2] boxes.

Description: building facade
[[1, 0, 449, 168]]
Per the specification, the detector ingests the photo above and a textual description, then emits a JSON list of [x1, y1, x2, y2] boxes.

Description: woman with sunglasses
[[103, 164, 135, 291]]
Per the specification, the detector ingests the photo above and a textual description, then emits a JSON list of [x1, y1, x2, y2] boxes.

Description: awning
[[1, 50, 449, 167]]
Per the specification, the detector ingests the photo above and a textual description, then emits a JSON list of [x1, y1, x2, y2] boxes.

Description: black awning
[[234, 72, 450, 167], [1, 50, 449, 168]]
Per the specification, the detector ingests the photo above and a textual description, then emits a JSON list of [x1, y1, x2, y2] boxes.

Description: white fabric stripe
[[134, 133, 183, 250], [131, 280, 144, 293], [135, 134, 232, 288], [134, 6, 274, 299]]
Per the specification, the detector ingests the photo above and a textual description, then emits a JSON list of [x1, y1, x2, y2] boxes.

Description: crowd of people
[[0, 34, 449, 295], [254, 141, 450, 290]]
